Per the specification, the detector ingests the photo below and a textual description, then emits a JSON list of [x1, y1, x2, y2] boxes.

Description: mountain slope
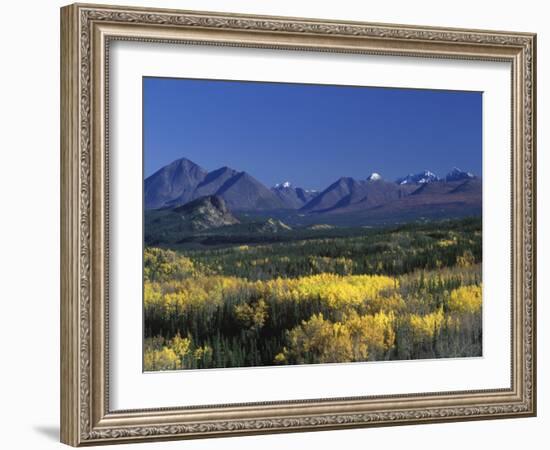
[[295, 188, 319, 204], [144, 195, 240, 244], [145, 159, 286, 211], [302, 177, 414, 213], [325, 179, 481, 223], [396, 170, 440, 185], [271, 182, 319, 209], [301, 177, 357, 212], [173, 195, 240, 230], [192, 167, 239, 199], [216, 172, 286, 211], [144, 158, 207, 209], [445, 167, 476, 182]]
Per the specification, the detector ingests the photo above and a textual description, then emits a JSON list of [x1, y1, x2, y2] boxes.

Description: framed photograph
[[60, 3, 537, 446]]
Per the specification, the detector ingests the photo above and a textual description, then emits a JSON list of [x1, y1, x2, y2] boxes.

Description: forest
[[143, 217, 482, 370]]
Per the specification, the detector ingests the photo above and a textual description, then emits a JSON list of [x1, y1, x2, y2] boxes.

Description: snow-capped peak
[[274, 181, 292, 189], [445, 167, 476, 182], [367, 172, 382, 181], [396, 170, 440, 185]]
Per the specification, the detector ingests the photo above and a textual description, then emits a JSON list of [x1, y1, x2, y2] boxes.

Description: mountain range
[[145, 157, 481, 224], [145, 159, 287, 211]]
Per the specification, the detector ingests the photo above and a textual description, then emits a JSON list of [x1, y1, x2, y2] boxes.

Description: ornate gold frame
[[60, 3, 536, 446]]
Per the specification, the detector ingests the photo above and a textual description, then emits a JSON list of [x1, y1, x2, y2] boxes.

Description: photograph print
[[143, 77, 483, 371]]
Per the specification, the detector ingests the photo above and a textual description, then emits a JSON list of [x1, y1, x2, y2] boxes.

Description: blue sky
[[143, 77, 482, 190]]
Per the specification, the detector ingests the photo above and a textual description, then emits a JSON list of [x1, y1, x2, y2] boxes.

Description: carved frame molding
[[60, 3, 536, 446]]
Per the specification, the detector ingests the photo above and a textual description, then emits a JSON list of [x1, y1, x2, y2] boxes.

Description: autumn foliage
[[144, 219, 482, 370]]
